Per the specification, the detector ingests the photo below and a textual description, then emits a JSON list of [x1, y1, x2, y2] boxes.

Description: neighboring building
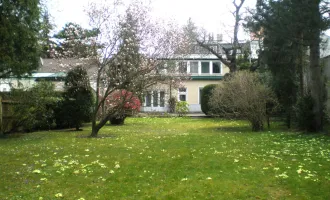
[[322, 55, 330, 111], [321, 35, 330, 59], [0, 72, 66, 92], [0, 58, 94, 92]]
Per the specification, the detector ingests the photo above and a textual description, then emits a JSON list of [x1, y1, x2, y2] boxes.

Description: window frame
[[212, 61, 221, 74], [189, 61, 199, 74], [201, 61, 210, 74], [178, 87, 187, 102]]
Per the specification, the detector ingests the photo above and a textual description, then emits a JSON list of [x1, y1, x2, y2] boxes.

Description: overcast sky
[[47, 0, 257, 41], [47, 0, 329, 40]]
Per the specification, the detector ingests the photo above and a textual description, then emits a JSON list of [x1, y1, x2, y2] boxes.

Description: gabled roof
[[38, 58, 98, 78]]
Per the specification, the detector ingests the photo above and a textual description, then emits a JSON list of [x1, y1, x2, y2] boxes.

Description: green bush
[[55, 66, 94, 130], [295, 94, 316, 132], [209, 71, 277, 132], [201, 84, 217, 115], [12, 81, 60, 132], [176, 101, 189, 117]]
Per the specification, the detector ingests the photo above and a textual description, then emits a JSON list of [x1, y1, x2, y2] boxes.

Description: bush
[[103, 90, 141, 125], [209, 71, 277, 132], [176, 101, 189, 117], [12, 81, 60, 132], [201, 84, 217, 115], [294, 94, 316, 132], [54, 66, 94, 130]]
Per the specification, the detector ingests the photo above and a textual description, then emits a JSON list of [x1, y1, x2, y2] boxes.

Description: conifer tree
[[0, 0, 41, 78]]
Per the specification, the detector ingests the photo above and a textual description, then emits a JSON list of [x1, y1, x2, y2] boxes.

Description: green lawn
[[0, 117, 330, 200]]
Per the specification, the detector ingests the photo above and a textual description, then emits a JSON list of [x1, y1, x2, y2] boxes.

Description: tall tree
[[55, 66, 94, 130], [247, 0, 301, 128], [54, 22, 99, 58], [305, 0, 326, 131], [39, 9, 55, 58], [0, 0, 41, 78], [249, 0, 330, 131]]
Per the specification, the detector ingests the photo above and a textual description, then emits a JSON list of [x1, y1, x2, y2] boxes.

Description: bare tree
[[196, 0, 246, 73]]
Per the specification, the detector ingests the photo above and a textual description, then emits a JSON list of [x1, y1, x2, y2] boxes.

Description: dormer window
[[212, 62, 221, 74], [201, 62, 209, 73], [178, 61, 187, 73], [190, 62, 198, 73], [210, 46, 217, 53]]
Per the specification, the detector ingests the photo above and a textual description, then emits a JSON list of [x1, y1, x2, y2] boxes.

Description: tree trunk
[[308, 0, 324, 132], [309, 33, 324, 131], [90, 120, 99, 138], [90, 115, 109, 137], [251, 119, 263, 132], [75, 124, 81, 131], [286, 112, 291, 129], [298, 32, 305, 96]]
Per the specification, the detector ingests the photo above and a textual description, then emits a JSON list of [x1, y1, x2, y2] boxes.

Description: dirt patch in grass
[[266, 186, 292, 199]]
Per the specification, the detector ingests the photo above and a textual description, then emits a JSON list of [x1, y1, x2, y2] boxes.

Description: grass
[[0, 117, 330, 200]]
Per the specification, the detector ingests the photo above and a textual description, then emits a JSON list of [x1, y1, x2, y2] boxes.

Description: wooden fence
[[0, 96, 16, 134]]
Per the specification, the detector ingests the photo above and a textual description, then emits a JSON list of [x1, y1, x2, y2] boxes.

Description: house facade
[[141, 51, 231, 113], [0, 72, 66, 92], [0, 58, 93, 92]]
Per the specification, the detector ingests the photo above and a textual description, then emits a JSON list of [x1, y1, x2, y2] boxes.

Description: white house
[[139, 40, 255, 113]]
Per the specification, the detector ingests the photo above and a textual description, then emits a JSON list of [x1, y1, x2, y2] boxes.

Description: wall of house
[[141, 80, 224, 113], [321, 35, 330, 58], [182, 80, 222, 112], [0, 78, 36, 91], [0, 79, 11, 92], [322, 56, 330, 112], [222, 65, 230, 75]]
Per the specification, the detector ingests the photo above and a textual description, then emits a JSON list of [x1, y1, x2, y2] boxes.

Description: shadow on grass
[[0, 133, 25, 139], [76, 134, 117, 139], [215, 125, 253, 133], [195, 122, 287, 134]]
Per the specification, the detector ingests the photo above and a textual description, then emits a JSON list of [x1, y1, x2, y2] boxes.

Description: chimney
[[217, 34, 223, 42]]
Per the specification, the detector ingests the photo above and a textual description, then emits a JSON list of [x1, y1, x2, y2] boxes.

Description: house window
[[153, 91, 158, 107], [145, 91, 165, 107], [2, 88, 6, 92], [166, 60, 176, 72], [178, 62, 187, 73], [213, 62, 221, 74], [179, 95, 186, 101], [190, 61, 198, 73], [210, 46, 217, 53], [160, 91, 165, 107], [201, 62, 209, 73], [146, 92, 151, 107], [194, 46, 201, 54], [178, 87, 187, 102], [179, 88, 186, 92], [156, 62, 166, 74]]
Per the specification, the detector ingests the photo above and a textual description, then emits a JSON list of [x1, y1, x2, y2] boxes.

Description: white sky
[[46, 0, 330, 39], [47, 0, 257, 41]]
